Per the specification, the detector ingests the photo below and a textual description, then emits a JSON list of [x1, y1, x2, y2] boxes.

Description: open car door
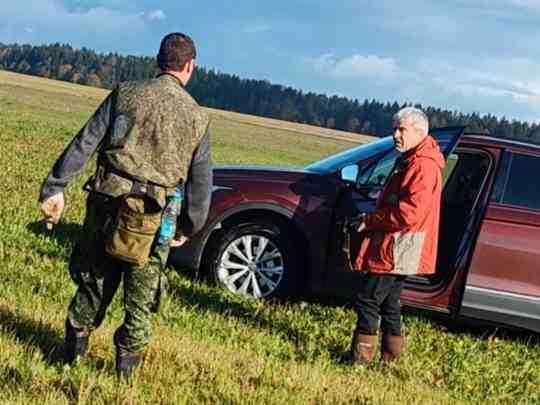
[[324, 127, 466, 304]]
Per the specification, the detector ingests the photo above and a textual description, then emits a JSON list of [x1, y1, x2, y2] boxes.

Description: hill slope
[[0, 69, 373, 152], [0, 71, 538, 404]]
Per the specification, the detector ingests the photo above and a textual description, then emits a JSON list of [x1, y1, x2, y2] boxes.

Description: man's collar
[[156, 72, 184, 88], [402, 136, 429, 160]]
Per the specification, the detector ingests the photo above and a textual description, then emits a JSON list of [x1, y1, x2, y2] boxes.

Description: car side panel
[[464, 206, 540, 296], [168, 185, 246, 269], [169, 172, 341, 295], [399, 145, 501, 312], [460, 286, 540, 333], [236, 175, 341, 293], [460, 204, 540, 332]]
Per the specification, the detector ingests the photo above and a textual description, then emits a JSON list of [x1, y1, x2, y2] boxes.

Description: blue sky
[[2, 0, 540, 122]]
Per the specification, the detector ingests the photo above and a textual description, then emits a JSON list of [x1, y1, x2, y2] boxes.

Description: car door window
[[356, 127, 465, 189], [357, 149, 399, 187], [495, 153, 540, 210], [442, 153, 459, 186], [357, 142, 460, 190]]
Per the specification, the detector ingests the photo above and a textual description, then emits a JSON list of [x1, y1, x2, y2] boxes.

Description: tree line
[[1, 42, 539, 141]]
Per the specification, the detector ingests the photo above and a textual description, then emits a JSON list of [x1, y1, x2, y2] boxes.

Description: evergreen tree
[[0, 42, 536, 142]]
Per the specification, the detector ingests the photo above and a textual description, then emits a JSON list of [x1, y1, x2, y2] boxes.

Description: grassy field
[[0, 70, 539, 404]]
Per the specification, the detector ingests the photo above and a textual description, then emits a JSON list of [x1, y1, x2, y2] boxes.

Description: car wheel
[[205, 221, 298, 299]]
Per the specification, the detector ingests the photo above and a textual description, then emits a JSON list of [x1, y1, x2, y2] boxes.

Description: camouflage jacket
[[40, 73, 212, 237]]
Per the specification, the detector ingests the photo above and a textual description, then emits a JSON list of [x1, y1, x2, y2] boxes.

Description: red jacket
[[355, 136, 444, 275]]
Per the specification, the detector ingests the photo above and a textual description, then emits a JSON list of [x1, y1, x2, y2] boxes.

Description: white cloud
[[424, 58, 539, 95], [452, 0, 540, 16], [310, 53, 400, 79], [484, 0, 540, 9], [508, 0, 540, 7], [411, 57, 540, 119], [242, 23, 271, 34], [145, 9, 166, 21], [0, 0, 155, 45], [308, 51, 540, 121]]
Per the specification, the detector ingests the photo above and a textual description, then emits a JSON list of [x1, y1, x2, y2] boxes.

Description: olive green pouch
[[105, 193, 163, 266]]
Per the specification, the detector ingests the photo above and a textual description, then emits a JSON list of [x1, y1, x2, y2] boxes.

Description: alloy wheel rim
[[217, 234, 284, 298]]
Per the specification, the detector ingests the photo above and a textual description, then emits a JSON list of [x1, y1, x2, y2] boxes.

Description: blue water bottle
[[157, 184, 183, 246]]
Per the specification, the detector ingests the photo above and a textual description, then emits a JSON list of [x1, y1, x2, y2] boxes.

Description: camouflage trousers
[[67, 193, 169, 354]]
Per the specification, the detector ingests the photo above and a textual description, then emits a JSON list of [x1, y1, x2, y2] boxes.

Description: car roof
[[462, 133, 540, 153]]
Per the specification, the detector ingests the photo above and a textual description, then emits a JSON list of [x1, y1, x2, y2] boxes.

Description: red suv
[[170, 127, 540, 334]]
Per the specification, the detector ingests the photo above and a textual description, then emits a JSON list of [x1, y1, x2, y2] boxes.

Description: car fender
[[170, 201, 312, 271]]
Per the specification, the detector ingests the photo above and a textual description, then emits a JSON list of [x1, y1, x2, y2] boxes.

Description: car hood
[[212, 165, 341, 204], [213, 165, 322, 181]]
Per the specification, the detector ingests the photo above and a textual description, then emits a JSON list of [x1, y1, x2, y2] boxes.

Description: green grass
[[0, 70, 539, 404]]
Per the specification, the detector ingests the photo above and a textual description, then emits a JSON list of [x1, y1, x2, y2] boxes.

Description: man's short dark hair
[[157, 33, 196, 71]]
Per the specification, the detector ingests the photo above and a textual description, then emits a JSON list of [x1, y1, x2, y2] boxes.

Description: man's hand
[[170, 235, 189, 247], [356, 221, 367, 233], [40, 193, 65, 229], [356, 213, 368, 233]]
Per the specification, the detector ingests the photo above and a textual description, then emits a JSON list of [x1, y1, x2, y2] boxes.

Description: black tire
[[203, 220, 298, 299]]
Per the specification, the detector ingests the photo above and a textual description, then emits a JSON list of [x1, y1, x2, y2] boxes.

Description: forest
[[1, 42, 538, 141]]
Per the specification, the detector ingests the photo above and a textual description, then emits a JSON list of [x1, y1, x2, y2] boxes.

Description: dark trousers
[[67, 193, 167, 354], [354, 273, 406, 336]]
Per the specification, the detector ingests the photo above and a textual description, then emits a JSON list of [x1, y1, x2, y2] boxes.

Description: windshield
[[304, 127, 465, 175], [305, 137, 394, 174]]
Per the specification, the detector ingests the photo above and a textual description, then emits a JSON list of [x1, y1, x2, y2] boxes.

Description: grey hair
[[393, 107, 429, 135]]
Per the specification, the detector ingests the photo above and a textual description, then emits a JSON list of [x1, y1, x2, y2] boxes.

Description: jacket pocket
[[358, 231, 394, 272], [105, 193, 163, 266], [392, 232, 425, 275]]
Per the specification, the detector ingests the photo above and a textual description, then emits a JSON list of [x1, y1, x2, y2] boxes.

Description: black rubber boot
[[64, 319, 89, 365], [116, 350, 142, 380]]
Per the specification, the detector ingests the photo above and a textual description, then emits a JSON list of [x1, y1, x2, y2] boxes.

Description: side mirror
[[341, 164, 359, 183]]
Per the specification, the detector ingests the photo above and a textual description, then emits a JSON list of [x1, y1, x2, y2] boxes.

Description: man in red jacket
[[348, 107, 444, 365]]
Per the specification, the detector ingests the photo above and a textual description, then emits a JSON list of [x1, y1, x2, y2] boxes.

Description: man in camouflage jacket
[[39, 33, 212, 378]]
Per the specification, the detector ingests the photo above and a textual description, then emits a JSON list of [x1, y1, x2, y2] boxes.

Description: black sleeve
[[39, 91, 115, 202], [177, 129, 213, 237]]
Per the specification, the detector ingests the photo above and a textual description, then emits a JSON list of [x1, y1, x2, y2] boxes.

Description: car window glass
[[305, 127, 464, 175], [355, 128, 465, 188], [443, 152, 489, 206], [500, 153, 540, 210], [442, 153, 459, 186], [490, 151, 512, 203], [357, 149, 399, 187], [304, 137, 393, 173], [430, 127, 466, 157]]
